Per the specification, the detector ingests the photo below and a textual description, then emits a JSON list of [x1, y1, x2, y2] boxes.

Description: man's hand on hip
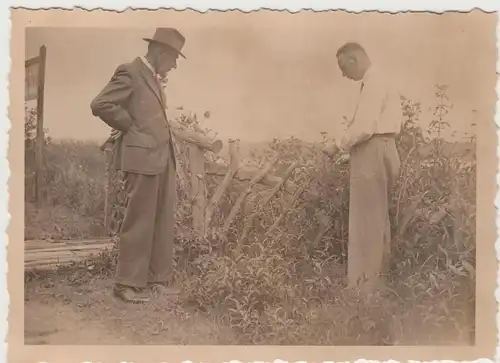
[[336, 153, 350, 164], [111, 128, 123, 140]]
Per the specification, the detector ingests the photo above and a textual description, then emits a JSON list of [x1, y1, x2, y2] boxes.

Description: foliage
[[25, 105, 108, 239], [25, 84, 476, 345]]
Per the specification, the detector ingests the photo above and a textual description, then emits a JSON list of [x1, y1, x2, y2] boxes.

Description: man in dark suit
[[90, 27, 186, 303]]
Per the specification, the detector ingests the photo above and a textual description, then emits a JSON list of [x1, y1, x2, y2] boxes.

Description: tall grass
[[25, 107, 109, 239], [25, 84, 476, 345]]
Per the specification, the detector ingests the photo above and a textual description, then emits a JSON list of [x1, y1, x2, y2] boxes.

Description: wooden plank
[[25, 243, 113, 256], [25, 250, 103, 262], [34, 45, 47, 208], [25, 237, 113, 245], [24, 245, 113, 259], [24, 237, 115, 271], [205, 163, 322, 200], [206, 163, 291, 189], [26, 244, 111, 257], [25, 238, 113, 251], [24, 240, 114, 271], [25, 241, 66, 251], [25, 256, 88, 269], [25, 254, 106, 265]]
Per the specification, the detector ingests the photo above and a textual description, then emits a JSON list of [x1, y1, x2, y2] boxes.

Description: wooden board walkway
[[25, 238, 115, 271]]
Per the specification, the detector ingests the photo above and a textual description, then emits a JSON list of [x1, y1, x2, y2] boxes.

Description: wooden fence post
[[31, 45, 47, 208], [204, 139, 239, 234], [104, 148, 112, 231], [189, 144, 207, 236]]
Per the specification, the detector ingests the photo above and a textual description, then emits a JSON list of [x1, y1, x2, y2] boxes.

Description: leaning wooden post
[[222, 156, 279, 236], [34, 45, 47, 208], [265, 175, 312, 237], [239, 161, 298, 244], [204, 139, 239, 234], [189, 144, 207, 236]]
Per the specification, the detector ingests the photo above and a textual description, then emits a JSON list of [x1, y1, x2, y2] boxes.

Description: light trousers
[[347, 135, 400, 291]]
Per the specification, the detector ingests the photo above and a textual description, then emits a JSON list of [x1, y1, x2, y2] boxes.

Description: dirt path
[[24, 272, 474, 346], [24, 275, 237, 345], [25, 298, 132, 345]]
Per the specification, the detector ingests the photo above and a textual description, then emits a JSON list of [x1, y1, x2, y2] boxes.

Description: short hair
[[336, 42, 367, 58]]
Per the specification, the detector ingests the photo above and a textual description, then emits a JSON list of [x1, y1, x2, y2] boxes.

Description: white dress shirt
[[140, 56, 160, 81], [338, 66, 402, 151], [140, 56, 168, 106]]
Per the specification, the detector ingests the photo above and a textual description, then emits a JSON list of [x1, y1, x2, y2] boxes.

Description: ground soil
[[24, 268, 474, 346], [24, 274, 237, 345]]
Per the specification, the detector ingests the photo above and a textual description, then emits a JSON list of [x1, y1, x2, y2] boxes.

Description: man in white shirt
[[326, 42, 403, 293]]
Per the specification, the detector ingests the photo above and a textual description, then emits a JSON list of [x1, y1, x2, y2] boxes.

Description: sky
[[25, 10, 497, 144]]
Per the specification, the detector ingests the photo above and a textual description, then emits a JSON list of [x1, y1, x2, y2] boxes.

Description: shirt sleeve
[[338, 77, 386, 151]]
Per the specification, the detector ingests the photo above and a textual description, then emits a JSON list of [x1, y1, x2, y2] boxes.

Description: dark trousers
[[115, 157, 176, 288]]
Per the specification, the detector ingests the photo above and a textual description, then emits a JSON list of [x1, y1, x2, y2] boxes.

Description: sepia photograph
[[8, 7, 498, 361]]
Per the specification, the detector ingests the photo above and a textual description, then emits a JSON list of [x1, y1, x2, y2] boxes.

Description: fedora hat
[[143, 27, 186, 59]]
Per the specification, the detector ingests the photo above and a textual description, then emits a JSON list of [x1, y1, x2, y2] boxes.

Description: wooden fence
[[100, 124, 323, 242], [25, 128, 318, 271]]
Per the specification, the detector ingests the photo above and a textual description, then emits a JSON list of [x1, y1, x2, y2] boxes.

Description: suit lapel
[[134, 58, 166, 113], [132, 58, 177, 168]]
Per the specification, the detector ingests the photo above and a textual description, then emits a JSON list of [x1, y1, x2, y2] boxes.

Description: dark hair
[[336, 42, 367, 58]]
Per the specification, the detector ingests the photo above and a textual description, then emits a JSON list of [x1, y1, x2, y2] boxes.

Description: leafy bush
[[24, 105, 108, 239], [25, 84, 476, 345]]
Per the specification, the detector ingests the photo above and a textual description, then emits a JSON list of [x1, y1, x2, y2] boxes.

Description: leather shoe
[[113, 284, 150, 303]]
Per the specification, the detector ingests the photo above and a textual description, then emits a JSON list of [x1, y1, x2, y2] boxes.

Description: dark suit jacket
[[90, 57, 176, 175]]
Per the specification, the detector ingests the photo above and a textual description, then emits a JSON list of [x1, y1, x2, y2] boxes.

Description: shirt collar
[[362, 65, 377, 83], [140, 56, 159, 79]]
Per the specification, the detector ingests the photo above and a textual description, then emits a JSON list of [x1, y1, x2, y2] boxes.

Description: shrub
[[25, 84, 476, 344], [24, 105, 108, 239]]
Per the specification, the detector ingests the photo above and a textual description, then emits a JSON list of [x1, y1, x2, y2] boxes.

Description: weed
[[25, 84, 476, 345]]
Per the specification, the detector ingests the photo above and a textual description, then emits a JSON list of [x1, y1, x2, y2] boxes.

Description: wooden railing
[[100, 123, 315, 241]]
